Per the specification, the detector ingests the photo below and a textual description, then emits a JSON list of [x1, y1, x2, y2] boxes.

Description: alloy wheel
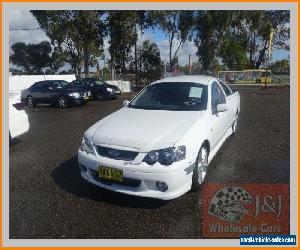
[[27, 96, 34, 107], [58, 97, 67, 108], [197, 147, 208, 184]]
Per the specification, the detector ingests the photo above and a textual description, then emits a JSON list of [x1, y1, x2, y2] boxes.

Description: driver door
[[210, 81, 230, 150]]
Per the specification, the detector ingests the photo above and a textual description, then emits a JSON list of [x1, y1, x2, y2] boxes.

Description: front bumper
[[67, 96, 89, 105], [114, 89, 121, 95], [78, 149, 195, 200]]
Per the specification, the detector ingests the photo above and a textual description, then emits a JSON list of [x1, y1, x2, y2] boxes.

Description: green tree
[[219, 38, 249, 70], [149, 11, 194, 71], [194, 10, 289, 72], [10, 41, 52, 74], [134, 11, 148, 86], [140, 40, 162, 83], [108, 11, 138, 74], [270, 59, 290, 72], [194, 10, 235, 73], [241, 10, 289, 68], [31, 10, 106, 77]]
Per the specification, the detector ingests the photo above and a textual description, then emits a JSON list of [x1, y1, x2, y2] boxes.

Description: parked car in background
[[21, 80, 91, 108], [9, 94, 29, 142], [78, 75, 240, 200], [71, 78, 121, 101]]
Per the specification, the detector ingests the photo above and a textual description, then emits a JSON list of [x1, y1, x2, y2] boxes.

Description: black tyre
[[58, 96, 68, 108], [231, 111, 239, 136], [191, 146, 208, 191], [27, 96, 36, 107]]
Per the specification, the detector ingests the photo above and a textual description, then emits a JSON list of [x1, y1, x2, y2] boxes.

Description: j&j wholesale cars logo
[[202, 184, 289, 238]]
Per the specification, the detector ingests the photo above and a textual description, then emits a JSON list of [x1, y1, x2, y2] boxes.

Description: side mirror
[[49, 86, 54, 90], [216, 103, 228, 113], [123, 100, 130, 107]]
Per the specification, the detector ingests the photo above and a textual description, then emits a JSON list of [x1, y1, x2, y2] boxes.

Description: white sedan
[[78, 75, 240, 200]]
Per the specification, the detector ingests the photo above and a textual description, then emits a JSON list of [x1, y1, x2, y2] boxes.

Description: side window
[[218, 80, 232, 96], [32, 81, 44, 89], [211, 82, 226, 114], [52, 81, 62, 88], [43, 82, 52, 88]]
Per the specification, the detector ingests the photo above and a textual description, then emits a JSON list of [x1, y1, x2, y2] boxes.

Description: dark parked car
[[71, 78, 121, 101], [21, 80, 90, 108]]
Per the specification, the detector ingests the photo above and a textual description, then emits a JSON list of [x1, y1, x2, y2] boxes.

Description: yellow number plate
[[84, 96, 89, 100], [98, 167, 123, 182]]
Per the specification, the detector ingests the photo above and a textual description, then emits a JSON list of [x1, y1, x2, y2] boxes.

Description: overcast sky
[[9, 10, 289, 69]]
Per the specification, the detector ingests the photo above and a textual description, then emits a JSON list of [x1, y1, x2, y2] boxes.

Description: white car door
[[218, 80, 235, 128], [210, 81, 231, 150]]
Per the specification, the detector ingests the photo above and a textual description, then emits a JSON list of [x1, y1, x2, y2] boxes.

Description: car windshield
[[129, 82, 208, 111], [93, 79, 106, 85]]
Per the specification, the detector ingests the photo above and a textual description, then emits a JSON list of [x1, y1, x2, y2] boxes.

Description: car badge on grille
[[108, 149, 120, 157]]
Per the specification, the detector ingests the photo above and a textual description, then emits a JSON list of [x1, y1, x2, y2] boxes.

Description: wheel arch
[[201, 139, 210, 156]]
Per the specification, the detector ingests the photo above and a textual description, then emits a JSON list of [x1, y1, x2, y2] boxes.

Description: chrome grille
[[96, 146, 138, 161]]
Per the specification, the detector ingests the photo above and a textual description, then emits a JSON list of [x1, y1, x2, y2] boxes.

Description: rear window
[[219, 81, 233, 96]]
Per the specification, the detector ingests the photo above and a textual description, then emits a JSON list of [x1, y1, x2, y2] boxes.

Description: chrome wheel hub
[[59, 98, 66, 107], [28, 97, 33, 106], [197, 148, 208, 184]]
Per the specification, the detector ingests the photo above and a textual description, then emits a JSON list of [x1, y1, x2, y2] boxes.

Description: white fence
[[9, 75, 131, 96], [106, 80, 131, 93]]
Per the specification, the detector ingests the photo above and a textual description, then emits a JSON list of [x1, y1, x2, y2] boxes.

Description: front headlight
[[106, 87, 113, 92], [143, 145, 186, 166], [69, 92, 80, 98], [80, 136, 95, 155]]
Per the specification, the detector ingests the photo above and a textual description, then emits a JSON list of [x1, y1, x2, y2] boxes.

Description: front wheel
[[231, 112, 239, 135], [27, 96, 36, 107], [191, 146, 208, 191], [58, 96, 68, 108]]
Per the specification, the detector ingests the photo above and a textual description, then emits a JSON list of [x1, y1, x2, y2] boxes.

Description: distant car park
[[21, 80, 91, 108]]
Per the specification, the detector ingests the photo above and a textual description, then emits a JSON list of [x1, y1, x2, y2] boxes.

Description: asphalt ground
[[9, 87, 290, 239]]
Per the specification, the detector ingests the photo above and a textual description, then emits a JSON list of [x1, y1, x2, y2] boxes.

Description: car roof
[[152, 75, 217, 85], [40, 80, 67, 83]]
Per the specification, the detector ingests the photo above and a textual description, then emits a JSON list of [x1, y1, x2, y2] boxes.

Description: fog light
[[156, 181, 168, 192], [78, 163, 87, 172]]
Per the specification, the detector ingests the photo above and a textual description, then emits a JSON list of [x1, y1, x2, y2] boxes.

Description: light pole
[[43, 67, 51, 80]]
